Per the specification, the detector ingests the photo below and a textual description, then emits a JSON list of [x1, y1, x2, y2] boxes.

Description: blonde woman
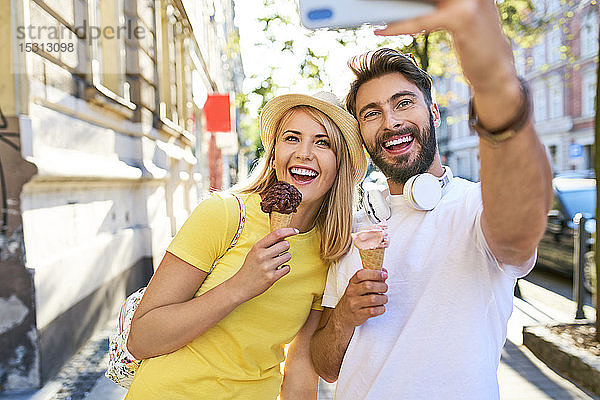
[[124, 92, 367, 400]]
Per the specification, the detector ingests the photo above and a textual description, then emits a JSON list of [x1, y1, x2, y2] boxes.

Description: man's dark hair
[[345, 48, 434, 118]]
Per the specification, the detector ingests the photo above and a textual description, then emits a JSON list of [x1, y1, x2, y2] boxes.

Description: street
[[1, 269, 596, 400]]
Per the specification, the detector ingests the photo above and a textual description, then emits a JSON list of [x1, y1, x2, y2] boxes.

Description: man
[[310, 0, 553, 398]]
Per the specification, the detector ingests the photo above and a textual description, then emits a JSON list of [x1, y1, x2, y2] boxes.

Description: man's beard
[[365, 114, 437, 185]]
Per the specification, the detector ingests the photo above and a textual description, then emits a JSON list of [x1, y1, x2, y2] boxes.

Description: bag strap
[[208, 192, 245, 274]]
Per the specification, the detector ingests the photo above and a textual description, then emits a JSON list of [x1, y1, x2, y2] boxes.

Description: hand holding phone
[[298, 0, 436, 30]]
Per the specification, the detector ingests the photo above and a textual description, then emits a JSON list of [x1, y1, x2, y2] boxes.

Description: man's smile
[[382, 134, 414, 155]]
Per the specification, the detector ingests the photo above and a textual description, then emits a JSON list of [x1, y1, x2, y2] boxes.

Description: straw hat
[[260, 91, 367, 185]]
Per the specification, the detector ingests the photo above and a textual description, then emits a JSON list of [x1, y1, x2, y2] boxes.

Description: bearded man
[[309, 0, 553, 398]]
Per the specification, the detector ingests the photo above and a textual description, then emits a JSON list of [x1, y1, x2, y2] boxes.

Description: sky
[[233, 0, 412, 117]]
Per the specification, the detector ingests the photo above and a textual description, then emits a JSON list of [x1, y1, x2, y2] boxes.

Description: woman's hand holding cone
[[229, 227, 298, 302]]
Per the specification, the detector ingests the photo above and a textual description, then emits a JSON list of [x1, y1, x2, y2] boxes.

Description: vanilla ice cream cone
[[358, 247, 385, 270], [270, 212, 293, 231]]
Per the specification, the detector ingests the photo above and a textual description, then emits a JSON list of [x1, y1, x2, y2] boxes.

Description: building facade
[[0, 0, 242, 392], [437, 0, 598, 180]]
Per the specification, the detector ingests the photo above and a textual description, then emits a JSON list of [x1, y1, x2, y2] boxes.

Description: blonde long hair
[[234, 105, 355, 264]]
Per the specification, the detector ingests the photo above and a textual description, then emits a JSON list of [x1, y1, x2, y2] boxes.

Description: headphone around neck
[[362, 166, 453, 224]]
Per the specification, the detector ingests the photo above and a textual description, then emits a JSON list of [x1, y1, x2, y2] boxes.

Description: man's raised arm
[[376, 0, 553, 267]]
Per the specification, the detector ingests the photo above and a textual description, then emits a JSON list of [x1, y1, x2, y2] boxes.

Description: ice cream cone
[[358, 247, 385, 270], [270, 212, 293, 231]]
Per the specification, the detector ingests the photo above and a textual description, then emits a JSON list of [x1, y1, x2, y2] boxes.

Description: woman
[[124, 92, 367, 399]]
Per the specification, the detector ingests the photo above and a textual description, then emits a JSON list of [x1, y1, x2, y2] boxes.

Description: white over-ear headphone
[[362, 166, 453, 223], [403, 166, 453, 210]]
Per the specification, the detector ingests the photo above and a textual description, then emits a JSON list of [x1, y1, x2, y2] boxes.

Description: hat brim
[[260, 94, 367, 185]]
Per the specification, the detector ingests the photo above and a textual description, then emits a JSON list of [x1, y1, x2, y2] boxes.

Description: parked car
[[536, 176, 596, 293]]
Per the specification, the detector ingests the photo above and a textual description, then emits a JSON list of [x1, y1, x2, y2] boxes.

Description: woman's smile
[[289, 165, 319, 185]]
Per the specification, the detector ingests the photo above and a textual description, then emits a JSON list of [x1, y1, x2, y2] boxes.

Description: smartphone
[[298, 0, 436, 30]]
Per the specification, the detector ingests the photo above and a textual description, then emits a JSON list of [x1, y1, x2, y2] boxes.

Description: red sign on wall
[[204, 94, 231, 132]]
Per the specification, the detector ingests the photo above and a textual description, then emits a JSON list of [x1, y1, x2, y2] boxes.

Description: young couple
[[124, 0, 552, 398]]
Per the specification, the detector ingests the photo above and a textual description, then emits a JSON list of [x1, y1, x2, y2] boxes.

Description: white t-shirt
[[322, 178, 535, 400]]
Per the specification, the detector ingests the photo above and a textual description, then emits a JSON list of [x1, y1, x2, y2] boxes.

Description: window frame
[[581, 68, 597, 118], [548, 74, 564, 120], [580, 11, 599, 59], [87, 0, 136, 110]]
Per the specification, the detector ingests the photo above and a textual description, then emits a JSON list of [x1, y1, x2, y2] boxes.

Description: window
[[532, 40, 546, 69], [447, 114, 455, 139], [158, 5, 180, 125], [531, 0, 545, 13], [433, 77, 447, 100], [89, 0, 129, 101], [437, 77, 454, 109], [450, 78, 469, 103], [548, 145, 557, 167], [532, 80, 547, 121], [547, 0, 560, 14], [547, 28, 561, 64], [582, 69, 597, 118], [157, 3, 191, 131], [135, 0, 159, 117], [457, 156, 467, 178], [584, 145, 593, 170], [437, 107, 449, 141], [447, 110, 469, 138], [581, 12, 599, 58], [458, 81, 470, 101], [548, 75, 564, 119], [26, 1, 80, 93], [459, 114, 470, 137]]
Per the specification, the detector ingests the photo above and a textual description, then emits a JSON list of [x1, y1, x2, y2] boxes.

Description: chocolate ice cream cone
[[358, 247, 385, 270], [270, 212, 293, 231]]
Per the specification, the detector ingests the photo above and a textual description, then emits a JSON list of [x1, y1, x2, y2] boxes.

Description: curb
[[85, 376, 127, 400], [0, 382, 61, 400], [523, 323, 600, 396]]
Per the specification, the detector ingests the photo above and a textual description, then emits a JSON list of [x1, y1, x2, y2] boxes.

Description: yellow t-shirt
[[125, 193, 327, 400]]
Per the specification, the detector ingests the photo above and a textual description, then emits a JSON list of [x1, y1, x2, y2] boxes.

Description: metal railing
[[573, 213, 589, 319]]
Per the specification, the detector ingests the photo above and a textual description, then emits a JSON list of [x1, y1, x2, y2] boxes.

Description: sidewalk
[[497, 276, 597, 400], [0, 320, 119, 400], [2, 271, 597, 400], [496, 288, 596, 400]]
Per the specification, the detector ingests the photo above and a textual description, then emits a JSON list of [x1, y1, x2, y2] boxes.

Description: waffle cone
[[270, 212, 293, 231], [358, 247, 385, 270]]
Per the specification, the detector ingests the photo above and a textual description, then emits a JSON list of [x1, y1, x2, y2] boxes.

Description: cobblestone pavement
[[47, 324, 113, 400], [0, 322, 115, 400]]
